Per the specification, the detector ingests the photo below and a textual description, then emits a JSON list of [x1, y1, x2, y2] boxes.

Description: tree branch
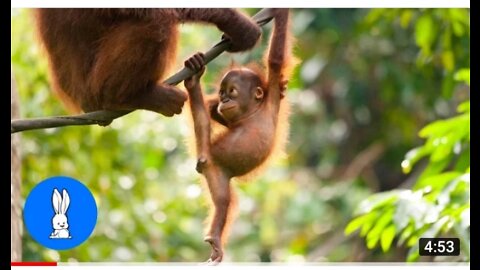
[[11, 8, 275, 134]]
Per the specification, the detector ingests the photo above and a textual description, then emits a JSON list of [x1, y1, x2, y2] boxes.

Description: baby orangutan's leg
[[203, 166, 233, 264]]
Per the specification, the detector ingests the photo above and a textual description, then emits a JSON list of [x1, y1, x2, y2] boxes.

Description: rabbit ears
[[52, 188, 70, 214]]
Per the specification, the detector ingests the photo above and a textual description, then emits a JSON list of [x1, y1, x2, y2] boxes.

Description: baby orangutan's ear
[[255, 87, 264, 100]]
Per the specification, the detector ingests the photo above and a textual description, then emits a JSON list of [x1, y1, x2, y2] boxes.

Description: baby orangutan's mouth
[[221, 106, 235, 112], [220, 102, 237, 112]]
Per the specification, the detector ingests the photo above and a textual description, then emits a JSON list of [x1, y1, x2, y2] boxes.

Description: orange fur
[[235, 99, 290, 182]]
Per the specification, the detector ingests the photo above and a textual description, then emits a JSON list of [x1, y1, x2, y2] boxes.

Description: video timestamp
[[419, 238, 460, 256]]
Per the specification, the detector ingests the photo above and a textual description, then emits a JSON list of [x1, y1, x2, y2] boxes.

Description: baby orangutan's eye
[[229, 88, 238, 98]]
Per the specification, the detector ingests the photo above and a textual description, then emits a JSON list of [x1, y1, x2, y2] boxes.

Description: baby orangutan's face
[[217, 69, 264, 123]]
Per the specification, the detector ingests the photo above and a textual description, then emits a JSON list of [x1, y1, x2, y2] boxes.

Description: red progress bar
[[11, 262, 57, 266]]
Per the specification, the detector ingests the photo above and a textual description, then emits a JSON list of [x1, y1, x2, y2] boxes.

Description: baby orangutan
[[184, 9, 293, 263]]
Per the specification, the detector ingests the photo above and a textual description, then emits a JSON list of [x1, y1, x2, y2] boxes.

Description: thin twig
[[11, 8, 274, 134]]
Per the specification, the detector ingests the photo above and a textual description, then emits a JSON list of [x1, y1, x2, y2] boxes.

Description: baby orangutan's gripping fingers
[[184, 53, 206, 91], [184, 52, 206, 72], [184, 60, 206, 92]]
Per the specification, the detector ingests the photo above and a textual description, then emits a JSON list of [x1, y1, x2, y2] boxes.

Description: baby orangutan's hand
[[184, 52, 206, 91]]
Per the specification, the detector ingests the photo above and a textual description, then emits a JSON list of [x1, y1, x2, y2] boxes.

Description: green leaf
[[397, 222, 414, 246], [452, 21, 465, 37], [457, 100, 470, 113], [355, 191, 400, 215], [407, 245, 420, 262], [345, 213, 376, 235], [380, 224, 396, 252], [360, 219, 375, 237], [400, 10, 413, 28], [441, 51, 455, 71], [414, 171, 462, 190], [441, 68, 455, 98], [366, 232, 380, 249], [416, 158, 451, 185], [402, 147, 428, 174], [366, 209, 394, 249], [432, 126, 468, 163], [407, 232, 420, 247], [364, 8, 386, 25], [415, 14, 436, 55], [454, 69, 470, 85], [454, 147, 470, 172], [419, 118, 455, 138], [448, 8, 469, 25]]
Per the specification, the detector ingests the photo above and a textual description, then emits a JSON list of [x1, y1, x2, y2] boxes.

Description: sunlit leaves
[[380, 224, 396, 252], [366, 209, 393, 249], [346, 96, 470, 260], [362, 9, 469, 76], [355, 191, 399, 215], [347, 69, 469, 261], [454, 68, 470, 86], [402, 99, 470, 182], [345, 212, 377, 235], [441, 51, 455, 71], [400, 10, 413, 29], [448, 9, 469, 37], [415, 14, 437, 56]]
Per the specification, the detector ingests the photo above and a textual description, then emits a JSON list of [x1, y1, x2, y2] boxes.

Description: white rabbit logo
[[49, 188, 72, 239]]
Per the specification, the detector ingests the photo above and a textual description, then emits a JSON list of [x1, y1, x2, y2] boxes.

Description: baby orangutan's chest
[[212, 121, 275, 177]]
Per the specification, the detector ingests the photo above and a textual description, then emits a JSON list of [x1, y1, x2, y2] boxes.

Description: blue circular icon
[[23, 176, 97, 250]]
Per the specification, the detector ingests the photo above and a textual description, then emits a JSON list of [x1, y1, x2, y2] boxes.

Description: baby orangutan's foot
[[204, 235, 223, 264]]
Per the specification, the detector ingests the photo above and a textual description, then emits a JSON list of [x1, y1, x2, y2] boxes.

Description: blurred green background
[[11, 8, 469, 262]]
